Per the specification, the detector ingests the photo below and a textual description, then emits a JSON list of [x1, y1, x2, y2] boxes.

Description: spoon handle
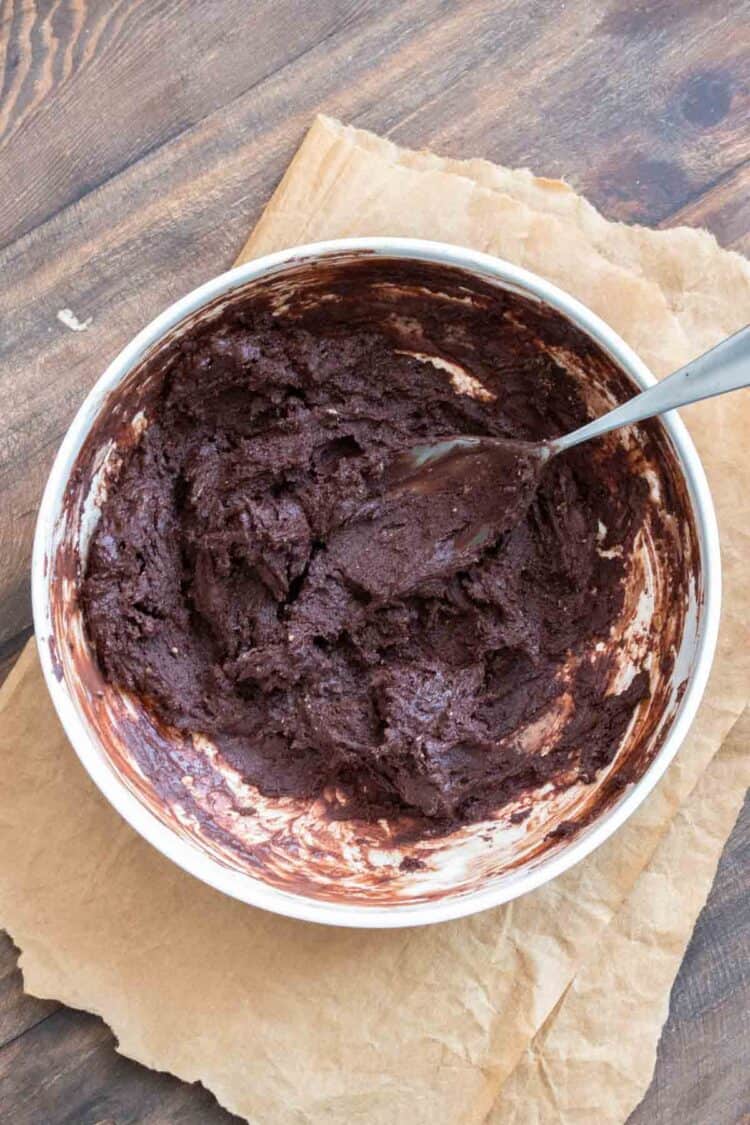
[[552, 324, 750, 454]]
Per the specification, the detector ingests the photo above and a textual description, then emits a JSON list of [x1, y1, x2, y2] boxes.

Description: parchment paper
[[493, 707, 750, 1125], [1, 116, 748, 1124]]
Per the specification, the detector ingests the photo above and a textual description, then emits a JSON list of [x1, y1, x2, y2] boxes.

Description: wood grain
[[0, 933, 59, 1049], [1, 0, 748, 1121], [629, 795, 750, 1125], [0, 0, 358, 247], [660, 161, 750, 256], [0, 1003, 241, 1124]]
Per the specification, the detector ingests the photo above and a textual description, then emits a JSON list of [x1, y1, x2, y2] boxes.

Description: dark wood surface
[[1, 0, 748, 1121]]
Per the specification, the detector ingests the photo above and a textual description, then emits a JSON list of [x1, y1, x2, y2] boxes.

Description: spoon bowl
[[386, 324, 748, 570]]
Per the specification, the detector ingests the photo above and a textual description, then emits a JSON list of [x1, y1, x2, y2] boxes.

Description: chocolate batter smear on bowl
[[82, 261, 653, 828]]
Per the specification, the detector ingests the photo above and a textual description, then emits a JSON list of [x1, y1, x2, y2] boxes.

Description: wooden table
[[1, 1, 748, 1121]]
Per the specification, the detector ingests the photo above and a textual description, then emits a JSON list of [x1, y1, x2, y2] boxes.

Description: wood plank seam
[[0, 2, 393, 254]]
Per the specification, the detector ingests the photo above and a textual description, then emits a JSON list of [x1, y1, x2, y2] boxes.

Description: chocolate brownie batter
[[83, 296, 649, 826]]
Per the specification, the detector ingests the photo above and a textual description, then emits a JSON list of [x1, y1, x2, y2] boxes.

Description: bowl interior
[[36, 247, 708, 923]]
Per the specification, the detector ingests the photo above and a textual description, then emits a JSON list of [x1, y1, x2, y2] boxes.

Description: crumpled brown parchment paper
[[1, 116, 748, 1124]]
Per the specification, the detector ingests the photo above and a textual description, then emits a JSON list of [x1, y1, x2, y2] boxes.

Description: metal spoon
[[389, 323, 750, 488], [368, 321, 750, 585]]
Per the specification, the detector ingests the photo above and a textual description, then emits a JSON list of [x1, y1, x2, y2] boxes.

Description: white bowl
[[32, 238, 720, 928]]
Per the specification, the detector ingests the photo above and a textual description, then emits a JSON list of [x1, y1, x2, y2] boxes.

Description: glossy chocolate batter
[[83, 297, 650, 826]]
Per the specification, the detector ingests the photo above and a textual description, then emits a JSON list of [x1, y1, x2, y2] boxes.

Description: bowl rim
[[32, 236, 722, 928]]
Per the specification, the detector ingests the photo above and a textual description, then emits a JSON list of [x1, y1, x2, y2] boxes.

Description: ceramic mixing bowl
[[32, 238, 720, 927]]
